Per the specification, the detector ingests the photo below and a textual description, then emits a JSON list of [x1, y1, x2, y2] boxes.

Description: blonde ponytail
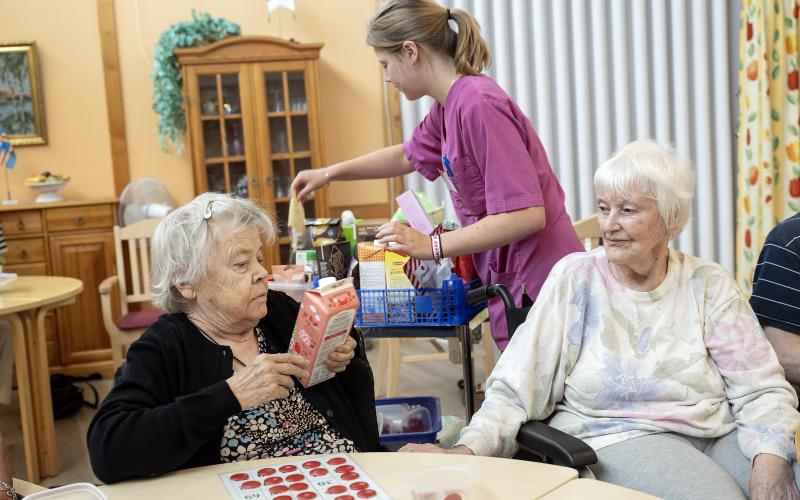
[[367, 0, 491, 75]]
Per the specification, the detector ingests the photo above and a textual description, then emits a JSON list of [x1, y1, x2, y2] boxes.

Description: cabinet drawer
[[4, 238, 46, 264], [5, 262, 47, 275], [0, 210, 43, 236], [46, 205, 113, 232]]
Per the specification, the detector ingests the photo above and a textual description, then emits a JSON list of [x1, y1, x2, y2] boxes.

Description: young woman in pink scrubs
[[291, 0, 582, 350]]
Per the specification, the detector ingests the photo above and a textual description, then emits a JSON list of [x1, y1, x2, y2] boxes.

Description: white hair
[[151, 192, 277, 313], [594, 140, 694, 237]]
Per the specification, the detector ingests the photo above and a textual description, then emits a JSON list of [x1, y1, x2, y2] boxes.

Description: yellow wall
[[4, 0, 389, 207]]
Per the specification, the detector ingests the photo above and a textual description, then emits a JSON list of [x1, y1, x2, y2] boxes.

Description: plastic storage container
[[376, 396, 442, 445], [356, 275, 476, 327]]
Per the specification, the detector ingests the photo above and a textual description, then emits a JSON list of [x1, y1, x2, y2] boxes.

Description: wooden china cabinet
[[176, 36, 328, 266]]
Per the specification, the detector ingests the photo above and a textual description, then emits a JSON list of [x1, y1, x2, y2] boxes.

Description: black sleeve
[[335, 327, 381, 451], [86, 327, 240, 483]]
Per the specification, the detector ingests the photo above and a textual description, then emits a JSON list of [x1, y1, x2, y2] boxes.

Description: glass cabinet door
[[197, 72, 251, 199], [258, 67, 318, 263]]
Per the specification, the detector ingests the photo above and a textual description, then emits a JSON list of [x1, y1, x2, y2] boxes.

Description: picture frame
[[0, 41, 46, 146]]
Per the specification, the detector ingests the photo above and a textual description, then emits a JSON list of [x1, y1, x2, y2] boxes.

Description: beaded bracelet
[[0, 480, 18, 500]]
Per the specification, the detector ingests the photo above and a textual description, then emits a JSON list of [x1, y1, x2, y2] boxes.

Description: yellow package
[[385, 250, 414, 289]]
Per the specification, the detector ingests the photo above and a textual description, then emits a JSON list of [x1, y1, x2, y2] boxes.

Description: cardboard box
[[356, 223, 384, 242], [385, 250, 414, 289], [289, 278, 359, 387], [356, 242, 386, 321], [271, 264, 306, 284], [315, 241, 352, 280]]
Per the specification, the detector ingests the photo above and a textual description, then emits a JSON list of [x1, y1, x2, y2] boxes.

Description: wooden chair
[[573, 213, 602, 249], [99, 219, 164, 371], [374, 213, 603, 398]]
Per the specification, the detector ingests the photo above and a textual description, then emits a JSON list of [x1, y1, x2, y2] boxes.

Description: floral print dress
[[220, 328, 356, 462]]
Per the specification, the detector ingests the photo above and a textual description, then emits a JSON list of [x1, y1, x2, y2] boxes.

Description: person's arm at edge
[[293, 144, 414, 201], [763, 326, 800, 386]]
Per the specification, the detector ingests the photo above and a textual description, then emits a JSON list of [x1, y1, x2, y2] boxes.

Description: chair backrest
[[113, 219, 161, 315], [573, 213, 602, 250]]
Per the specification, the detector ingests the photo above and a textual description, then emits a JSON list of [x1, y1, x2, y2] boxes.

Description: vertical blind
[[400, 0, 738, 271]]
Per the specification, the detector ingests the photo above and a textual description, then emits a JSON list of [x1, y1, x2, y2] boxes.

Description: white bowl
[[24, 180, 68, 203]]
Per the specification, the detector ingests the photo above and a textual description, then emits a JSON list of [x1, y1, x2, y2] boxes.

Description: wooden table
[[3, 276, 83, 482], [99, 452, 657, 499]]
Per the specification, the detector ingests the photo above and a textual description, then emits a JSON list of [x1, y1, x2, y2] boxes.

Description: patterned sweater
[[458, 248, 800, 462]]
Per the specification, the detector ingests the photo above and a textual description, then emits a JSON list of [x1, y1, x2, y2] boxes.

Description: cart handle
[[466, 284, 515, 310]]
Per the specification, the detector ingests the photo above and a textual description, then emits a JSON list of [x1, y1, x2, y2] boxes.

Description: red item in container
[[341, 472, 359, 481], [302, 460, 322, 469], [264, 476, 283, 485], [279, 465, 298, 473], [257, 467, 276, 476], [230, 473, 248, 481], [357, 491, 377, 499], [289, 482, 310, 491], [350, 481, 369, 491], [335, 465, 355, 473], [327, 485, 347, 494], [328, 457, 347, 465], [240, 481, 260, 489], [286, 473, 305, 482], [453, 254, 477, 282], [309, 468, 328, 476], [269, 485, 289, 494]]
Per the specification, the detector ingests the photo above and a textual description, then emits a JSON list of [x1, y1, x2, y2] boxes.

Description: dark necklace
[[196, 327, 252, 367]]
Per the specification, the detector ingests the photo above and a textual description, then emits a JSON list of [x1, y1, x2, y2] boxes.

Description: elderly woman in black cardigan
[[88, 193, 379, 484]]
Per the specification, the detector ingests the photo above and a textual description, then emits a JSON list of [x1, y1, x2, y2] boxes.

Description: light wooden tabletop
[[539, 478, 659, 499], [99, 452, 579, 499], [0, 275, 83, 314]]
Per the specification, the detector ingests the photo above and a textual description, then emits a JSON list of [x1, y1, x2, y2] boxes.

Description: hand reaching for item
[[291, 168, 328, 202], [376, 222, 434, 260], [227, 353, 308, 409]]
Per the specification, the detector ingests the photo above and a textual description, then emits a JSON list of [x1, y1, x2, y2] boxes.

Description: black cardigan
[[87, 290, 380, 484]]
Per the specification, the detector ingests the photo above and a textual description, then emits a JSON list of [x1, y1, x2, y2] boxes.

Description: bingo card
[[219, 453, 391, 500]]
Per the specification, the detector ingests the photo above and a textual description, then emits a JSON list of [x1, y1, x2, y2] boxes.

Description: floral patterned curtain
[[737, 0, 800, 292]]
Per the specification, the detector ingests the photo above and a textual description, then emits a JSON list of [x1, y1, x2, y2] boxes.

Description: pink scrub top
[[403, 75, 583, 350]]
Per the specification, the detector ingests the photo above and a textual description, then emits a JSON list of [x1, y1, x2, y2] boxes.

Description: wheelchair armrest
[[466, 284, 515, 309], [516, 420, 598, 468]]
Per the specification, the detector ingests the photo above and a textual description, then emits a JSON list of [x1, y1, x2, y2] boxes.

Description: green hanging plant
[[152, 10, 240, 153]]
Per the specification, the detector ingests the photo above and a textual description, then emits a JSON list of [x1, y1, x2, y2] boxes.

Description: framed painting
[[0, 41, 46, 145]]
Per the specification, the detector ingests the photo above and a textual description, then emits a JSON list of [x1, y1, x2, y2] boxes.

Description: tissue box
[[289, 278, 359, 387]]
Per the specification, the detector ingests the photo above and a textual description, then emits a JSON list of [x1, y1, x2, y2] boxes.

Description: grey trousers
[[585, 431, 800, 500]]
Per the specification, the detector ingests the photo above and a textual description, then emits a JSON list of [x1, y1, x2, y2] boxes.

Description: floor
[[2, 337, 499, 487]]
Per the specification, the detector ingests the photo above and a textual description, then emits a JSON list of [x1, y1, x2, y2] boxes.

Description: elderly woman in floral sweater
[[404, 140, 800, 500]]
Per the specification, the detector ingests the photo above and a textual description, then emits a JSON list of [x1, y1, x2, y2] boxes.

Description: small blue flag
[[6, 152, 15, 169]]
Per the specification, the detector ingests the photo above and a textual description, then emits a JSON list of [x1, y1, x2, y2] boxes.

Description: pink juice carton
[[289, 277, 359, 387]]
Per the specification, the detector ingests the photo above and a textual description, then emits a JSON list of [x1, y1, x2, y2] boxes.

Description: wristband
[[323, 169, 330, 186], [431, 234, 442, 264]]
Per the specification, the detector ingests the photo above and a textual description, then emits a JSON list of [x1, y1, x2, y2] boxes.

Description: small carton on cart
[[289, 277, 359, 387]]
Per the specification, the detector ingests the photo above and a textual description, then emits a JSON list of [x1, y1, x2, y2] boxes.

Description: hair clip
[[203, 199, 214, 220]]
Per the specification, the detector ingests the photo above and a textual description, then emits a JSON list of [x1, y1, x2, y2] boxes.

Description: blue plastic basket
[[356, 275, 476, 327], [376, 396, 442, 445]]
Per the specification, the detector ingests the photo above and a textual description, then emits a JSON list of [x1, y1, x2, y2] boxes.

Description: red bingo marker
[[349, 482, 369, 491], [274, 496, 292, 500], [341, 472, 360, 481], [230, 473, 248, 481], [240, 480, 260, 490], [357, 490, 377, 498], [328, 457, 347, 465], [289, 482, 310, 491], [286, 473, 305, 482], [335, 465, 355, 474], [269, 485, 289, 494], [298, 493, 318, 499], [257, 467, 276, 476], [309, 468, 328, 476], [334, 496, 355, 500], [279, 464, 298, 473], [264, 476, 283, 485], [327, 485, 347, 494], [302, 460, 322, 468]]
